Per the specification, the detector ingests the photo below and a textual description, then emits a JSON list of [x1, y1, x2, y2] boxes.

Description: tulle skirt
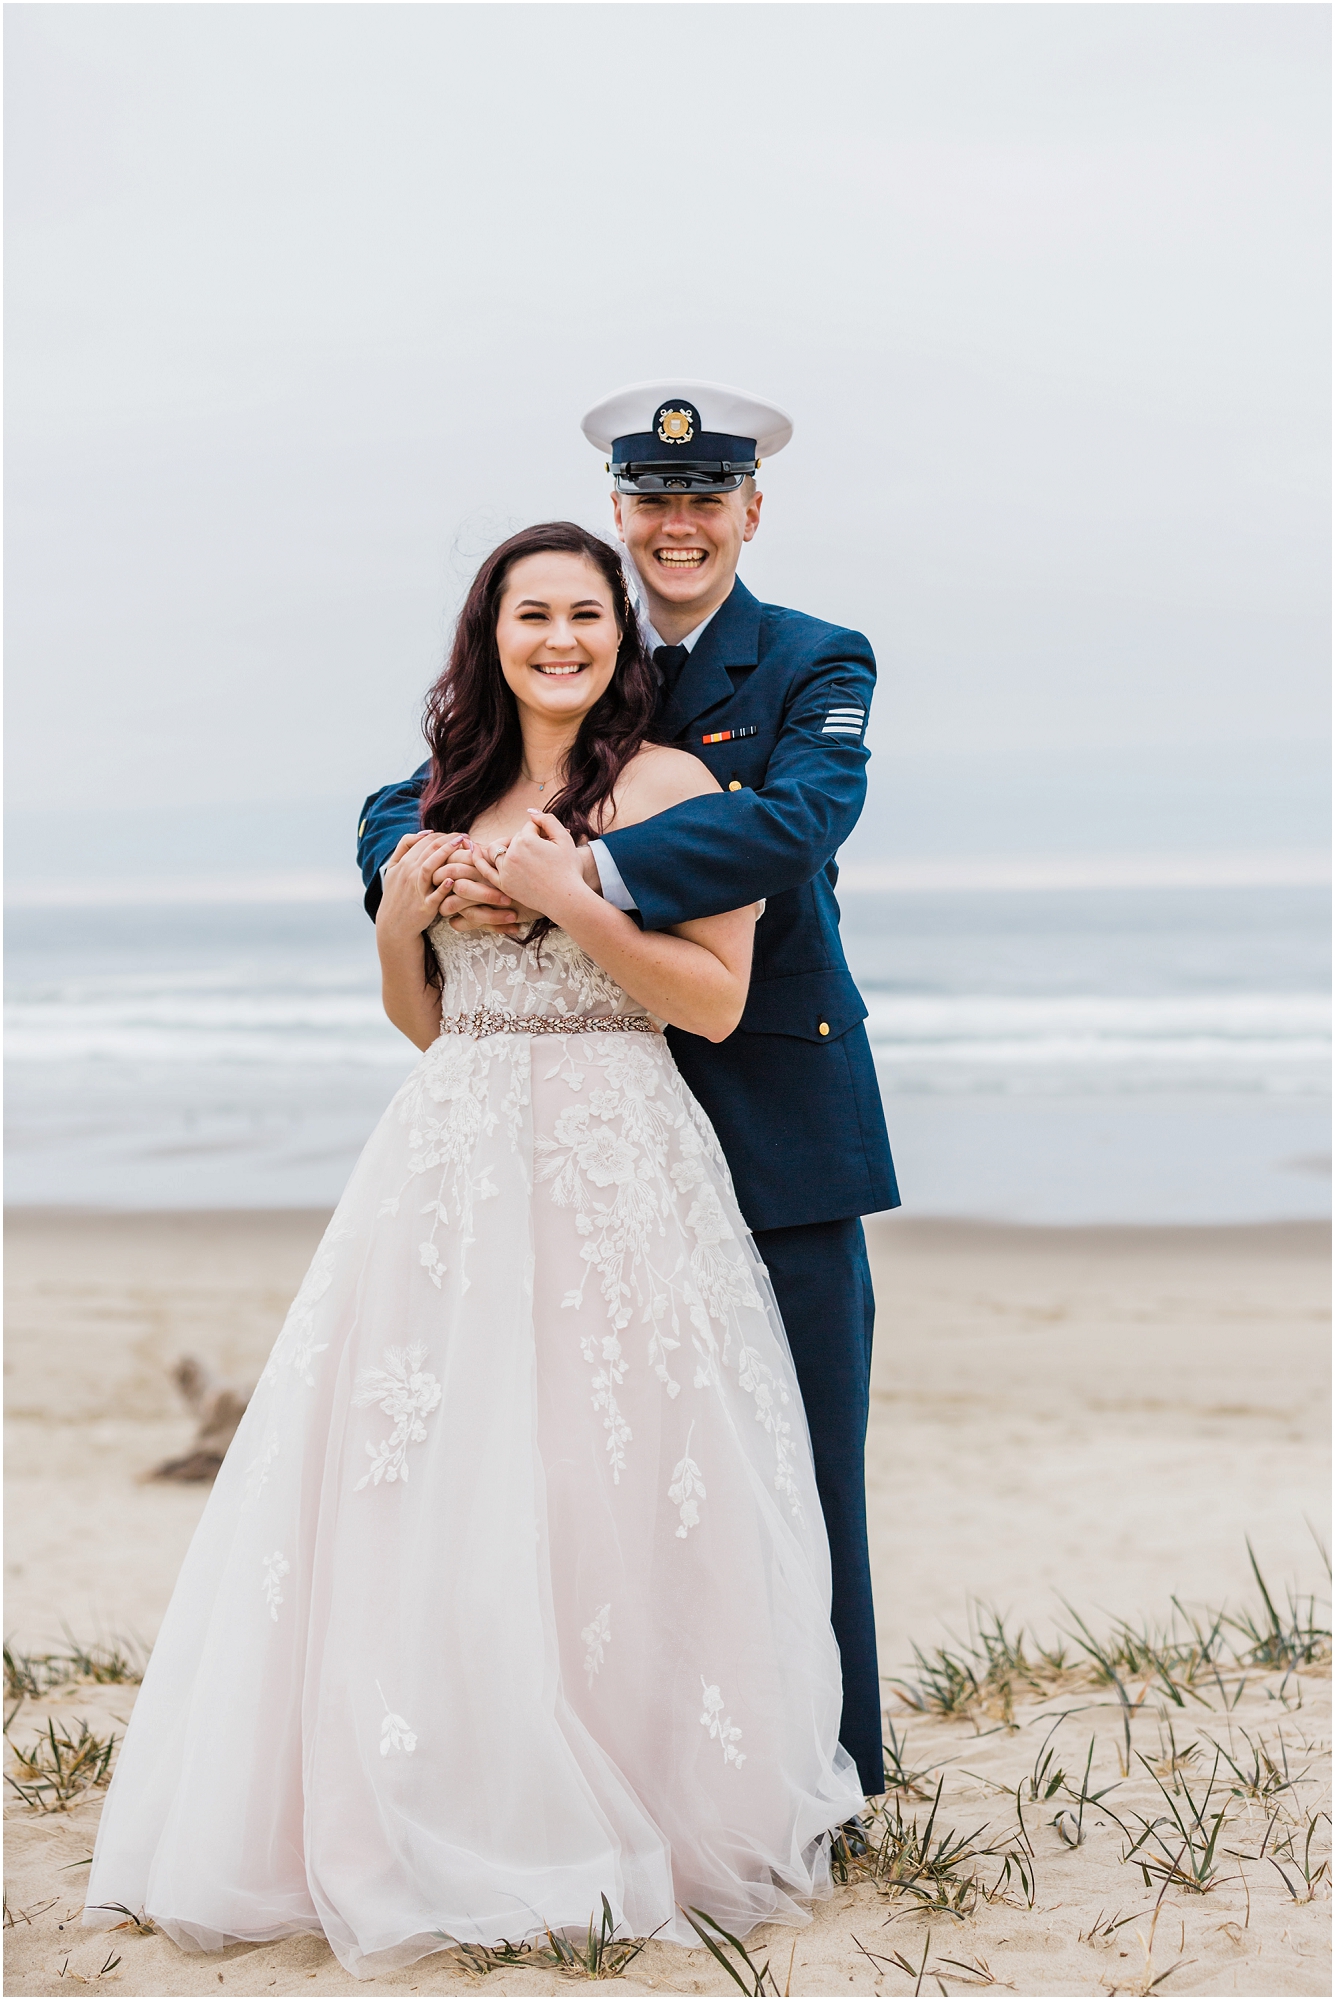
[[84, 1024, 862, 1977]]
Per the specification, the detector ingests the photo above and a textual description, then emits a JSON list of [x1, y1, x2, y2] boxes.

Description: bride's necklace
[[521, 764, 560, 794]]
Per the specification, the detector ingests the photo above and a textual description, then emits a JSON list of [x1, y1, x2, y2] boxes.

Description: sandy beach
[[4, 1209, 1330, 1996]]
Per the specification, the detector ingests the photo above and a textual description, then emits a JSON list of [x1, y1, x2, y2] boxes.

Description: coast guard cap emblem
[[656, 402, 698, 446]]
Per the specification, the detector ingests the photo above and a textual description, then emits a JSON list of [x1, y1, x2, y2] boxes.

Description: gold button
[[728, 780, 743, 791], [357, 819, 366, 837], [818, 1020, 830, 1037]]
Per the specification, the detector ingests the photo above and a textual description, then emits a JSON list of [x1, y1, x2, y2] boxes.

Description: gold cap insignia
[[656, 406, 695, 445]]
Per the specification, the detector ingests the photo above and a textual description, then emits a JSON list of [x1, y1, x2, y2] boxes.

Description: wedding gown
[[84, 919, 864, 1979]]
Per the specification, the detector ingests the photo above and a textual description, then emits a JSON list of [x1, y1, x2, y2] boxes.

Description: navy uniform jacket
[[357, 576, 899, 1234]]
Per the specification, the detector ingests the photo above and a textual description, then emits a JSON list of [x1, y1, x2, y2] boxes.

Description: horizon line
[[4, 848, 1331, 909]]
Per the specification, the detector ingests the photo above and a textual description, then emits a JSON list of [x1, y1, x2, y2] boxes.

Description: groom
[[357, 381, 899, 1798]]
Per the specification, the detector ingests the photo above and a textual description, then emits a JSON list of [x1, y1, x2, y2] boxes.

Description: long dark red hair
[[420, 522, 657, 851]]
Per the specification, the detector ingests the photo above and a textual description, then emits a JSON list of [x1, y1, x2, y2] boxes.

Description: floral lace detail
[[540, 929, 635, 1009], [262, 1222, 351, 1386], [376, 1682, 416, 1756], [668, 1426, 705, 1538], [352, 1344, 443, 1489], [243, 1426, 280, 1504], [428, 923, 501, 1019], [429, 919, 640, 1024], [377, 1035, 522, 1291], [700, 1679, 746, 1768], [403, 924, 802, 1514], [581, 1604, 611, 1689], [261, 1551, 289, 1621], [537, 1041, 676, 1479], [735, 1332, 802, 1522], [534, 1032, 799, 1513]]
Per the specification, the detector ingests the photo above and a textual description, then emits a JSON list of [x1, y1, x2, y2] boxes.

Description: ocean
[[5, 883, 1329, 1222]]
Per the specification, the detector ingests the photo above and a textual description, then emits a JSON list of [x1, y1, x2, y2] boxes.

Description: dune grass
[[5, 1552, 1327, 1988], [3, 1633, 145, 1703], [5, 1715, 119, 1812], [434, 1896, 664, 1981], [888, 1545, 1330, 1738], [824, 1549, 1331, 1960]]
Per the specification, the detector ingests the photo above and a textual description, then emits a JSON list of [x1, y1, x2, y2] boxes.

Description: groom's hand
[[433, 844, 520, 932]]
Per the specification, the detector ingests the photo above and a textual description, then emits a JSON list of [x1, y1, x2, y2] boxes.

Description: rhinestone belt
[[438, 1008, 660, 1039]]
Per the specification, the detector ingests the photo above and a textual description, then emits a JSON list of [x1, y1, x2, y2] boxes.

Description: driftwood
[[143, 1356, 254, 1483]]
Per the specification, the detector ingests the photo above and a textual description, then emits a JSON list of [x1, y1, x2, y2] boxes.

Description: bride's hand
[[377, 832, 469, 941], [483, 813, 587, 920]]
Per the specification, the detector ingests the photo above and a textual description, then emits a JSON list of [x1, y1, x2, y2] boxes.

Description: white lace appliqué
[[581, 1604, 611, 1688], [376, 1681, 417, 1756], [243, 1426, 280, 1504], [409, 924, 805, 1519], [353, 1344, 443, 1489], [261, 1550, 290, 1621], [668, 1426, 705, 1538], [535, 1034, 801, 1515], [262, 1223, 351, 1386], [380, 1034, 513, 1293], [700, 1679, 746, 1768]]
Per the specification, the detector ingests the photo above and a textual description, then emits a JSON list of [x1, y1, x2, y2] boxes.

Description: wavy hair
[[419, 521, 658, 949]]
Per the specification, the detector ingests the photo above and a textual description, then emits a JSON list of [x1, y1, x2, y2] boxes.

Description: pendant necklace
[[522, 765, 559, 794]]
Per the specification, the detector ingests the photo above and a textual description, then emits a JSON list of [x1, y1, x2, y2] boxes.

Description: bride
[[83, 521, 864, 1979]]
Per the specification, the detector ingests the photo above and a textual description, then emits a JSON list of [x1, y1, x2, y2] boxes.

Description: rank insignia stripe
[[701, 725, 759, 745], [822, 705, 866, 736]]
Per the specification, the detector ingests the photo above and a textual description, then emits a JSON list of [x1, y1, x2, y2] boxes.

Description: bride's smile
[[496, 551, 621, 723]]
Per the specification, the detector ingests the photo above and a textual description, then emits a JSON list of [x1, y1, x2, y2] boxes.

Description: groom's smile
[[613, 486, 764, 644]]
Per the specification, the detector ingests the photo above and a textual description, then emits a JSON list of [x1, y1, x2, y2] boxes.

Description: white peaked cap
[[581, 379, 794, 460]]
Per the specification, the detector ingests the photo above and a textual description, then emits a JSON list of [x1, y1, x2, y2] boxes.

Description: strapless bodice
[[427, 919, 652, 1028]]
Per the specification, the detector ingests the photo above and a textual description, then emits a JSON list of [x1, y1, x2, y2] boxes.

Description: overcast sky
[[6, 3, 1330, 822]]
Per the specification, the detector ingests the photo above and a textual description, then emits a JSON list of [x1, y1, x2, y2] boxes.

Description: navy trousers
[[750, 1216, 883, 1798]]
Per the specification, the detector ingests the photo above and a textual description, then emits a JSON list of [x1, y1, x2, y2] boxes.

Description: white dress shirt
[[590, 605, 721, 913]]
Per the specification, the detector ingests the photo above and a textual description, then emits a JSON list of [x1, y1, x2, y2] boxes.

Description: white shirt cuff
[[590, 839, 638, 913]]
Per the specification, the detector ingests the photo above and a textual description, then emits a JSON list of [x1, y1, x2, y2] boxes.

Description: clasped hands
[[377, 813, 601, 940]]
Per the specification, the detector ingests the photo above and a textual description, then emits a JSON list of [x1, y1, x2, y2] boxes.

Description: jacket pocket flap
[[738, 968, 869, 1042]]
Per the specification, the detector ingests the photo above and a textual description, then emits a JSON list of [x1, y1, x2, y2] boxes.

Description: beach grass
[[4, 1715, 119, 1813], [3, 1557, 1327, 1994], [434, 1896, 664, 1981], [1264, 1811, 1332, 1904], [778, 1551, 1330, 1990], [887, 1550, 1330, 1737], [3, 1634, 145, 1703]]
